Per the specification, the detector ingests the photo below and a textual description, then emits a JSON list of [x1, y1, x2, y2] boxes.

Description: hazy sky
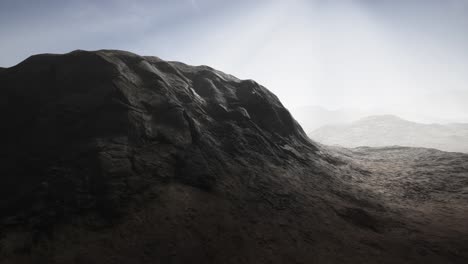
[[1, 0, 467, 123]]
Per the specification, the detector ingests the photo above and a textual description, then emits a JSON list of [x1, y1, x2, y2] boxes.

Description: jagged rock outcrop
[[0, 50, 467, 264], [0, 50, 312, 216]]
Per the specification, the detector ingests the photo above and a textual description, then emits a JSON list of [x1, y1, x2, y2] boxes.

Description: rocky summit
[[0, 50, 467, 264]]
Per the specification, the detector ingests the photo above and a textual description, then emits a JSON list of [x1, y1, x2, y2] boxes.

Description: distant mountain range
[[309, 115, 468, 153], [290, 105, 371, 132]]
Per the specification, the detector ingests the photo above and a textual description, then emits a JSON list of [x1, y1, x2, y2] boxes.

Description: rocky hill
[[0, 50, 467, 263], [310, 115, 468, 153]]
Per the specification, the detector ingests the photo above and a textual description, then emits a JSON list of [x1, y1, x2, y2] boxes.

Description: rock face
[[0, 50, 467, 264], [310, 115, 468, 153]]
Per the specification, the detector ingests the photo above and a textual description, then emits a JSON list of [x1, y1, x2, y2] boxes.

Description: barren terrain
[[0, 50, 467, 263]]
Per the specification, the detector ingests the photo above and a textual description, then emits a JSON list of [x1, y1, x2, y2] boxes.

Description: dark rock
[[0, 50, 467, 264]]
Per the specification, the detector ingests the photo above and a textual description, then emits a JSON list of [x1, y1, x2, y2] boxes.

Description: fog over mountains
[[292, 105, 468, 132], [309, 115, 468, 153], [290, 106, 370, 132]]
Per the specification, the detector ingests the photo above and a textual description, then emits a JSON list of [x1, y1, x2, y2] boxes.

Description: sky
[[1, 0, 467, 123]]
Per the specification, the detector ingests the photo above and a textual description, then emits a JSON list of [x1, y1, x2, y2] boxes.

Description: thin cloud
[[0, 0, 466, 123]]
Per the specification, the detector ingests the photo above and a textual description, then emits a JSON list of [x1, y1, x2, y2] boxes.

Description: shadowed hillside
[[0, 50, 467, 264]]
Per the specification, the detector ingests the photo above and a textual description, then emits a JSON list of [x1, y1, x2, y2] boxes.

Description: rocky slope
[[310, 115, 468, 153], [0, 50, 467, 264]]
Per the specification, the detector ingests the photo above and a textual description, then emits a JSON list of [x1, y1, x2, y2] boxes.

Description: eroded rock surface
[[0, 50, 467, 264]]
